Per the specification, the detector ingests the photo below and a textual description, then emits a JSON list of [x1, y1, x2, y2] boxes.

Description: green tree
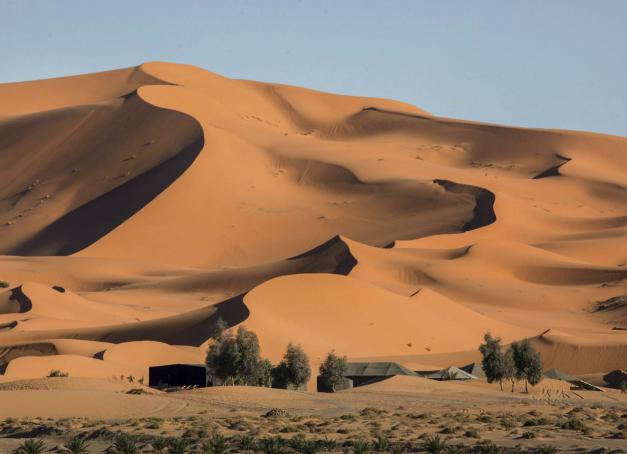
[[273, 342, 311, 389], [479, 332, 514, 391], [205, 326, 273, 386], [257, 358, 274, 387], [503, 347, 516, 392], [319, 350, 347, 392], [510, 339, 543, 393]]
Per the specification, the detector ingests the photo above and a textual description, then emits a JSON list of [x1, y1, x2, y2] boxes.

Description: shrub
[[509, 339, 543, 392], [318, 350, 347, 392], [0, 280, 9, 288], [205, 433, 228, 453], [273, 342, 311, 389], [113, 434, 138, 454], [237, 434, 256, 451], [14, 439, 46, 454], [473, 441, 502, 453], [167, 437, 188, 454], [535, 446, 558, 454], [47, 370, 69, 377], [372, 434, 390, 451], [65, 437, 89, 454], [350, 440, 369, 454], [258, 436, 288, 454], [559, 417, 585, 431], [421, 434, 448, 453]]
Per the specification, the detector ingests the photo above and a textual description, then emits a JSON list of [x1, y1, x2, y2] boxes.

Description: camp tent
[[148, 364, 207, 389], [544, 368, 602, 391], [460, 362, 486, 379], [602, 370, 627, 389], [342, 362, 417, 387], [421, 366, 478, 381]]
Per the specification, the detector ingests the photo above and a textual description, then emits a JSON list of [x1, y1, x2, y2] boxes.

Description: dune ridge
[[0, 62, 625, 382]]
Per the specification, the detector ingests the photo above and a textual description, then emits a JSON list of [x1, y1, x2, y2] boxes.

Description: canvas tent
[[342, 362, 418, 387], [421, 366, 478, 381], [544, 368, 602, 391], [149, 364, 207, 389], [460, 362, 486, 379], [602, 370, 627, 389]]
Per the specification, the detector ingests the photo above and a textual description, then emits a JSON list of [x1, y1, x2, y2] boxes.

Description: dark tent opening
[[148, 364, 207, 389]]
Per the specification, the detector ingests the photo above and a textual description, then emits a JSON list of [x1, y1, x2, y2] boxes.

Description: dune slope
[[0, 62, 625, 381]]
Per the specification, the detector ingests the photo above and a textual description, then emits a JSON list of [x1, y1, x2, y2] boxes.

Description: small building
[[602, 369, 627, 389], [148, 364, 207, 389], [544, 368, 602, 391], [420, 366, 478, 381]]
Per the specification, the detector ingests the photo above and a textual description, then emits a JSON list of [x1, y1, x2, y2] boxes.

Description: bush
[[318, 350, 347, 392], [350, 440, 369, 454], [65, 437, 89, 454], [0, 280, 9, 288], [167, 437, 188, 454], [206, 326, 273, 386], [47, 370, 69, 378], [421, 434, 448, 453], [14, 439, 46, 454], [273, 343, 311, 389], [113, 434, 138, 454]]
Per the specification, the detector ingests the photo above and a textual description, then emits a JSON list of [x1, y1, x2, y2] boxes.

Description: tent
[[342, 362, 417, 387], [544, 368, 602, 391], [460, 362, 486, 379], [602, 370, 627, 389], [148, 363, 207, 389], [421, 366, 478, 381]]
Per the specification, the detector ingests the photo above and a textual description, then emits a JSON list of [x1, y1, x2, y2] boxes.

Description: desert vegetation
[[2, 402, 625, 453], [479, 333, 543, 393], [206, 326, 311, 389]]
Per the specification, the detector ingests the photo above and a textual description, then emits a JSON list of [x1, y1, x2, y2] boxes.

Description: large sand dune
[[0, 62, 625, 383]]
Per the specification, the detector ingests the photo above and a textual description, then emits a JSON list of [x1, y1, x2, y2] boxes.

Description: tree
[[210, 316, 228, 339], [256, 358, 274, 387], [502, 347, 516, 392], [205, 326, 272, 386], [510, 339, 544, 393], [273, 342, 311, 389], [479, 332, 514, 391], [319, 350, 347, 391]]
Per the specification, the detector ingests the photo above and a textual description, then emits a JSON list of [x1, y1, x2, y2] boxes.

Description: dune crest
[[0, 62, 625, 380]]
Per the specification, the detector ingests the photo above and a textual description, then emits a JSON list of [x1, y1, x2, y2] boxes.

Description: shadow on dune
[[0, 293, 248, 347], [9, 129, 204, 257], [434, 179, 496, 231]]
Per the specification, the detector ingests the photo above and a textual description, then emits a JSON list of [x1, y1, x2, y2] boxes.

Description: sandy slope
[[0, 62, 625, 384]]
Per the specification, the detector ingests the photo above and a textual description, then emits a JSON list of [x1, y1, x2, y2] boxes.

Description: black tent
[[149, 364, 207, 389]]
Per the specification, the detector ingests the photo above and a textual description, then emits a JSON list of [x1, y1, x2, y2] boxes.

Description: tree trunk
[[499, 380, 503, 391], [511, 380, 515, 392], [525, 380, 528, 393]]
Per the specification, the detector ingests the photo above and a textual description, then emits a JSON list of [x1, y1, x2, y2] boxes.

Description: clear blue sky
[[1, 0, 626, 136]]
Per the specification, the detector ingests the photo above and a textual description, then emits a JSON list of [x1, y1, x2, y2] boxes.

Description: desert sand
[[0, 63, 625, 445]]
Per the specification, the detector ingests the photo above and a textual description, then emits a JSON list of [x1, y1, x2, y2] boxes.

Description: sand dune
[[0, 62, 625, 383]]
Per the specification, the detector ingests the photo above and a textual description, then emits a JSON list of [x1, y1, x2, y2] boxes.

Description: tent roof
[[460, 362, 486, 378], [344, 362, 417, 377], [423, 366, 478, 380], [544, 368, 603, 391]]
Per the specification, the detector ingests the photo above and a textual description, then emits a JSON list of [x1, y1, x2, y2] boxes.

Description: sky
[[1, 0, 626, 136]]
